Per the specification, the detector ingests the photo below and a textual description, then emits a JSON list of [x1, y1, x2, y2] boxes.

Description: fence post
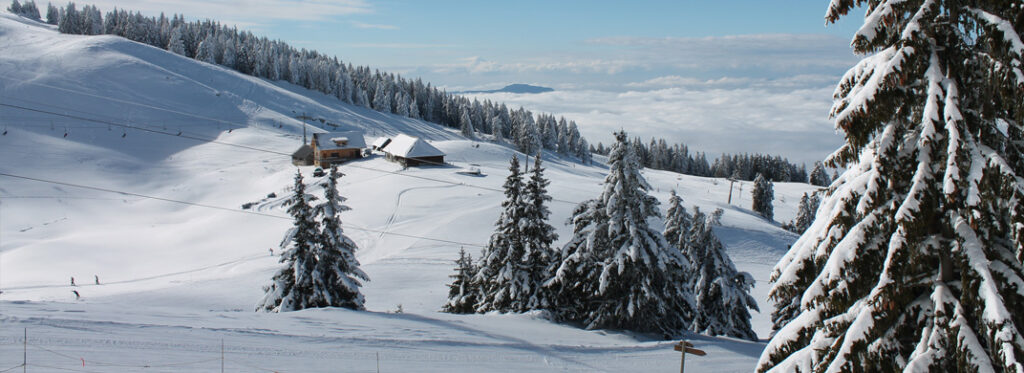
[[23, 328, 26, 373], [221, 339, 225, 373]]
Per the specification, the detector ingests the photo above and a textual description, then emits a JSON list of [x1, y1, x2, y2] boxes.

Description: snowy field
[[0, 13, 818, 372]]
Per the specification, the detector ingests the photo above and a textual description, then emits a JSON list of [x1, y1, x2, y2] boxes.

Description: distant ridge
[[460, 84, 554, 94]]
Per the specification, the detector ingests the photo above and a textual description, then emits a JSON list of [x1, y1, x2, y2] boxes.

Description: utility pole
[[221, 339, 225, 373], [727, 177, 737, 205], [23, 328, 27, 373]]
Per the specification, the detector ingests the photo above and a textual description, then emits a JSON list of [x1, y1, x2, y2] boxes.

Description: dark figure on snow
[[94, 275, 99, 285], [70, 277, 75, 286], [72, 290, 80, 300]]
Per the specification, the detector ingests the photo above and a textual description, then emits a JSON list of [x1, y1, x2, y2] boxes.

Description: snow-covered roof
[[292, 144, 312, 158], [384, 134, 444, 158], [371, 136, 391, 149], [312, 131, 366, 151]]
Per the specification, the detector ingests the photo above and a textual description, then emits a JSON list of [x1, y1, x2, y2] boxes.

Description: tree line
[[16, 0, 593, 164], [592, 136, 822, 183]]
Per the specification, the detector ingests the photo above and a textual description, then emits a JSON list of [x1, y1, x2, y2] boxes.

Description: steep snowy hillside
[[0, 13, 818, 372]]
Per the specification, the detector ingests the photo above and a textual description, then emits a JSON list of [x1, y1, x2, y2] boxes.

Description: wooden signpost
[[673, 340, 706, 373]]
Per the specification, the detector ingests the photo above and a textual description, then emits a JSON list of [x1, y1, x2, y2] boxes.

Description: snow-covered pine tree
[[256, 170, 321, 312], [548, 131, 695, 337], [491, 115, 505, 143], [520, 153, 558, 310], [789, 191, 820, 234], [45, 2, 57, 25], [313, 166, 369, 310], [662, 190, 692, 251], [372, 81, 392, 113], [577, 137, 591, 165], [808, 162, 831, 187], [751, 173, 773, 221], [475, 156, 531, 312], [759, 1, 1024, 371], [686, 207, 758, 341], [167, 26, 186, 56], [443, 247, 479, 314], [459, 107, 475, 140]]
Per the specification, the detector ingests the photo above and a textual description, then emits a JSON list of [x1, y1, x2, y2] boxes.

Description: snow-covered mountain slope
[[0, 13, 818, 372]]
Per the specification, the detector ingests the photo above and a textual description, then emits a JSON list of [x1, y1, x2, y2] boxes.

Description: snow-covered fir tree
[[491, 115, 505, 143], [475, 156, 532, 312], [442, 247, 479, 314], [256, 170, 321, 312], [686, 207, 758, 341], [548, 131, 695, 337], [459, 107, 475, 140], [45, 2, 58, 25], [787, 191, 820, 235], [759, 1, 1024, 371], [751, 173, 773, 221], [312, 166, 369, 310], [662, 190, 691, 251], [808, 162, 831, 187], [520, 153, 558, 310], [8, 0, 40, 20]]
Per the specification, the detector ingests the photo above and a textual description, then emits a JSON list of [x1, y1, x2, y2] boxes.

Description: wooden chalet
[[291, 144, 314, 166], [380, 134, 445, 167], [311, 131, 366, 167]]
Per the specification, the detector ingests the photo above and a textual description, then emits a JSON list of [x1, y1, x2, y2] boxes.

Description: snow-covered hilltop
[[0, 10, 817, 372]]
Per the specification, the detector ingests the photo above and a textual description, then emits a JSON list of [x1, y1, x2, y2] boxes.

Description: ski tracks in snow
[[378, 184, 459, 240]]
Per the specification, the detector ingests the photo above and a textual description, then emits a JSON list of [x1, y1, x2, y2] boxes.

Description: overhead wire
[[0, 99, 588, 206], [0, 171, 486, 248]]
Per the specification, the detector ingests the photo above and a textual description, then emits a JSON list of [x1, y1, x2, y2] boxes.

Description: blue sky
[[270, 1, 863, 68], [84, 0, 866, 164]]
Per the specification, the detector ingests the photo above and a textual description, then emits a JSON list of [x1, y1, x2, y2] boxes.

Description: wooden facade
[[310, 132, 366, 167]]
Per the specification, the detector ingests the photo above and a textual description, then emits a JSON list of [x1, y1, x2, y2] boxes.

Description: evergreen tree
[[195, 34, 217, 64], [662, 190, 691, 251], [548, 131, 695, 337], [256, 171, 321, 312], [520, 153, 558, 310], [45, 2, 58, 25], [760, 1, 1024, 371], [459, 108, 475, 140], [808, 162, 831, 187], [751, 173, 773, 221], [167, 26, 186, 55], [686, 207, 758, 341], [475, 156, 531, 312], [313, 166, 368, 310], [789, 192, 820, 234], [491, 115, 505, 143], [443, 247, 479, 314]]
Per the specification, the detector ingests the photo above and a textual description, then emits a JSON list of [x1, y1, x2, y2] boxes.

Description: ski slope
[[0, 12, 819, 372]]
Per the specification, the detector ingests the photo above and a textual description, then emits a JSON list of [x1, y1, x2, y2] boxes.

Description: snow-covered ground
[[0, 13, 817, 372]]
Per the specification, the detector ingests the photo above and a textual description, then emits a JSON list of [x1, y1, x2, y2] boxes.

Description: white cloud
[[464, 77, 844, 165], [416, 34, 856, 79], [351, 21, 398, 30], [429, 56, 642, 75], [625, 74, 840, 92]]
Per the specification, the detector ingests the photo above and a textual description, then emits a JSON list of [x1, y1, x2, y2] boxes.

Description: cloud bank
[[465, 75, 845, 166]]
